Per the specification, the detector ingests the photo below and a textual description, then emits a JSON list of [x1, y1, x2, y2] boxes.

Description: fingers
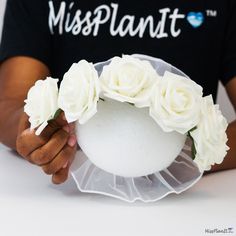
[[16, 111, 69, 158], [43, 144, 77, 184], [17, 128, 48, 158], [52, 165, 70, 185], [27, 129, 69, 165], [41, 144, 74, 174]]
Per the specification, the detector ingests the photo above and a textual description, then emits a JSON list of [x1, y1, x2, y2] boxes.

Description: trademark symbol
[[206, 10, 217, 17]]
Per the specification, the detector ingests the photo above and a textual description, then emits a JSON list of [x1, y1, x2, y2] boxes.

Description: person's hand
[[16, 111, 77, 184]]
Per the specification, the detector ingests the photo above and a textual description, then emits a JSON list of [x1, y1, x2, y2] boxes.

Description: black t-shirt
[[1, 0, 236, 101]]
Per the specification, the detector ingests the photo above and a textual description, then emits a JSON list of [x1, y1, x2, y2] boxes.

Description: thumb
[[50, 110, 68, 128], [39, 111, 68, 139]]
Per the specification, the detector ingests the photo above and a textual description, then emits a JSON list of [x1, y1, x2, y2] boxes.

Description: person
[[0, 0, 235, 184]]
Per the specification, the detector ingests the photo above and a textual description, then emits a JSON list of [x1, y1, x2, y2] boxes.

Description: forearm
[[210, 119, 236, 172], [0, 57, 50, 149], [0, 101, 23, 149]]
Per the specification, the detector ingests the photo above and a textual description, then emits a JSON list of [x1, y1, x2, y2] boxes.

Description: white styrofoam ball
[[77, 99, 186, 177]]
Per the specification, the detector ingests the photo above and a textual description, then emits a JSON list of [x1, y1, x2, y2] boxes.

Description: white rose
[[100, 55, 160, 107], [24, 77, 59, 136], [190, 95, 229, 172], [58, 60, 100, 124], [149, 71, 203, 134]]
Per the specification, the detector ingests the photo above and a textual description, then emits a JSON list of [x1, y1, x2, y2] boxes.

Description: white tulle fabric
[[70, 54, 203, 202]]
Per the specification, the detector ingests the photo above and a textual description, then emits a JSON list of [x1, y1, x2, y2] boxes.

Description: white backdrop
[[0, 0, 235, 122]]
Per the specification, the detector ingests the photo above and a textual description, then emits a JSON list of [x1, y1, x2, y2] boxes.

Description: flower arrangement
[[24, 55, 229, 172]]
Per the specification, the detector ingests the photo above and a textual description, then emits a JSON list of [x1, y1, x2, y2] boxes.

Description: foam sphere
[[77, 99, 186, 177]]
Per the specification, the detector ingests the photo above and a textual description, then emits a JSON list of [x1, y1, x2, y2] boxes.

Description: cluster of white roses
[[24, 55, 229, 172]]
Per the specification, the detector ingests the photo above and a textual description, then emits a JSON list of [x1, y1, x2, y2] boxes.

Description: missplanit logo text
[[48, 1, 185, 38]]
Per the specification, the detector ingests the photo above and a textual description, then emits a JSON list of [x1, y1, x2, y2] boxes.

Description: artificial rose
[[190, 95, 229, 172], [24, 77, 59, 135], [149, 71, 203, 134], [58, 60, 100, 124], [99, 55, 160, 107]]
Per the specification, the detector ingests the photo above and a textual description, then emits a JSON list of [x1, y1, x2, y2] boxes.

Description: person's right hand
[[16, 111, 77, 184]]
